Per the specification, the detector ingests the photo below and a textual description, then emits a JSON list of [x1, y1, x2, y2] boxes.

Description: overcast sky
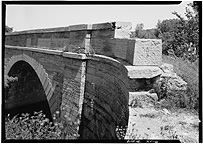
[[6, 2, 192, 31]]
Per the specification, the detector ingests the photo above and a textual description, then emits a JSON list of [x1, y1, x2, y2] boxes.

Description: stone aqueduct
[[4, 21, 163, 139]]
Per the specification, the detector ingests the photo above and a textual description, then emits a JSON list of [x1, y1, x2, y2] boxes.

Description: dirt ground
[[125, 107, 200, 143]]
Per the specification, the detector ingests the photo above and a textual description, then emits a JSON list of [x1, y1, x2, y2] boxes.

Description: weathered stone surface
[[92, 22, 114, 30], [5, 21, 131, 36], [114, 21, 132, 30], [160, 63, 173, 73], [92, 21, 132, 30], [129, 92, 158, 108], [114, 29, 131, 38], [69, 24, 87, 31], [63, 52, 86, 59], [5, 21, 164, 140], [91, 29, 115, 38], [91, 38, 162, 66], [129, 76, 159, 92], [50, 38, 69, 50], [160, 63, 187, 91], [112, 38, 129, 59], [5, 22, 163, 67], [90, 38, 130, 61], [37, 38, 51, 48], [90, 38, 115, 57], [126, 66, 162, 79], [26, 38, 31, 47], [125, 107, 162, 140], [166, 75, 187, 91], [127, 39, 162, 66], [17, 35, 27, 47], [82, 57, 129, 139]]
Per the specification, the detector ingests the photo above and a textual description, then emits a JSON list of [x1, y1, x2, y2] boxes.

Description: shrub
[[4, 75, 18, 88], [5, 111, 63, 140], [4, 75, 18, 105], [161, 55, 199, 111]]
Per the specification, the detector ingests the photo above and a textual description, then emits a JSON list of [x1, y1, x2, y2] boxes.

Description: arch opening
[[5, 60, 53, 121]]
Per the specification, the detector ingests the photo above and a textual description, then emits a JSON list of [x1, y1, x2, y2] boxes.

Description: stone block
[[114, 29, 131, 38], [51, 38, 69, 50], [86, 66, 96, 75], [114, 21, 132, 30], [17, 35, 27, 47], [69, 31, 87, 41], [129, 92, 158, 108], [63, 58, 73, 65], [69, 24, 87, 31], [41, 33, 52, 38], [126, 65, 162, 79], [91, 21, 132, 30], [92, 22, 114, 30], [31, 36, 38, 47], [90, 38, 132, 61], [72, 59, 84, 67], [63, 52, 86, 59], [91, 29, 115, 38], [26, 38, 31, 47], [160, 63, 173, 73], [37, 38, 51, 48], [112, 38, 129, 60], [90, 38, 114, 57], [69, 31, 87, 47], [127, 39, 162, 66], [167, 75, 187, 91]]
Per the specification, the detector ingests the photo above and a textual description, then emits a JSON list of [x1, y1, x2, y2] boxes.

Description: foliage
[[5, 111, 63, 140], [160, 125, 178, 140], [116, 126, 128, 139], [161, 55, 199, 112], [131, 23, 159, 39], [5, 26, 13, 33], [131, 2, 199, 62], [4, 75, 18, 104], [4, 75, 18, 88], [4, 75, 80, 140], [157, 2, 199, 62], [156, 19, 180, 55]]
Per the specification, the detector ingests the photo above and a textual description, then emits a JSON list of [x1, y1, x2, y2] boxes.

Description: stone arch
[[5, 53, 55, 104]]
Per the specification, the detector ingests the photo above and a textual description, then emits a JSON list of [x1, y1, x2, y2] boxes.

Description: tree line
[[131, 2, 199, 62]]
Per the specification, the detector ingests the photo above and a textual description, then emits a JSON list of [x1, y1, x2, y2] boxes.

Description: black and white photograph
[[2, 1, 201, 143]]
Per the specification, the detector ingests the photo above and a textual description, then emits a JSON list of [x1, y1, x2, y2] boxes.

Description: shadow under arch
[[5, 60, 53, 121]]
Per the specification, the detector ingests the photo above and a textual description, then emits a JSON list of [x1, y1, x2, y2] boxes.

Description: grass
[[162, 54, 199, 111]]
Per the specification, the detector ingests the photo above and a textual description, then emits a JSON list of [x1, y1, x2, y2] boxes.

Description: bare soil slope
[[125, 107, 199, 143]]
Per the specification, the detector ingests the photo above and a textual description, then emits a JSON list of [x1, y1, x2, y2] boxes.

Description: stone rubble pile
[[160, 63, 187, 91]]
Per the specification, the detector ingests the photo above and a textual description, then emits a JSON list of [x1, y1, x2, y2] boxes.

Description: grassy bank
[[162, 54, 199, 112]]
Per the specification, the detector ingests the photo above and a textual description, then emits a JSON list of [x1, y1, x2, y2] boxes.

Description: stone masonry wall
[[4, 45, 132, 139], [79, 55, 129, 139], [5, 21, 162, 66], [60, 53, 86, 136], [5, 21, 164, 140], [4, 46, 87, 137], [5, 47, 64, 114]]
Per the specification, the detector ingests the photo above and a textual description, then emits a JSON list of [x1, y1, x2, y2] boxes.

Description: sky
[[5, 1, 192, 32]]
